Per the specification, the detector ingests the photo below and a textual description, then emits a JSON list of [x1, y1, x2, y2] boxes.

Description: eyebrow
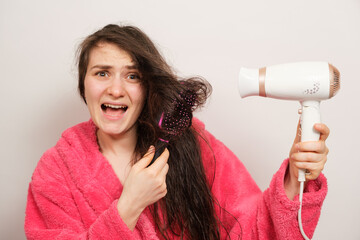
[[89, 64, 139, 71]]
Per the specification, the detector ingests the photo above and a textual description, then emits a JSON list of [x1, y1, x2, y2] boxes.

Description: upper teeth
[[104, 104, 126, 109]]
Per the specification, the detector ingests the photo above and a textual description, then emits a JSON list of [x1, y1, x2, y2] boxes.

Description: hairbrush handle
[[148, 140, 168, 167]]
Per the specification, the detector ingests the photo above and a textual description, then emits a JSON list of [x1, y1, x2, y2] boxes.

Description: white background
[[1, 0, 359, 239]]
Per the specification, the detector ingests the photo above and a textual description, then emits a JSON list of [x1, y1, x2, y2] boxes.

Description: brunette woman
[[25, 24, 329, 239]]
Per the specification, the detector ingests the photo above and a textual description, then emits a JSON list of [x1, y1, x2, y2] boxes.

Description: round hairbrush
[[148, 89, 195, 166]]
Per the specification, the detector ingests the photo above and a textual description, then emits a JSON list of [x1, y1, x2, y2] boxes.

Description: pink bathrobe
[[25, 118, 327, 239]]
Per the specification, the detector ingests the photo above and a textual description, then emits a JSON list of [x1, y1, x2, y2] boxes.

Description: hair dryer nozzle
[[238, 67, 259, 98]]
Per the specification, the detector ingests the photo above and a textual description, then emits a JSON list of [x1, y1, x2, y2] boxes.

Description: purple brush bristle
[[163, 89, 195, 135]]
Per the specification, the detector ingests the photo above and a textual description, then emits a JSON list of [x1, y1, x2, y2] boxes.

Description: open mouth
[[101, 103, 128, 117]]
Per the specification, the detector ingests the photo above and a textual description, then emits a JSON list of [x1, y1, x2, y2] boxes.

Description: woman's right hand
[[117, 146, 169, 230]]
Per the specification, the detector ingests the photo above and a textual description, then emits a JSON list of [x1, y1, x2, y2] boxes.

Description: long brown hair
[[77, 24, 230, 239]]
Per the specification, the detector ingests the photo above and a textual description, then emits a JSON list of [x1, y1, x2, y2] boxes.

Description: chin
[[99, 120, 137, 138], [99, 123, 124, 136]]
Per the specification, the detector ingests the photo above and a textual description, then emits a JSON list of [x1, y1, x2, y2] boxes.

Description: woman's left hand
[[285, 121, 330, 199]]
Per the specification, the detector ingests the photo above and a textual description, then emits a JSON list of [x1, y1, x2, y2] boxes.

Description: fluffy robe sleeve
[[25, 121, 159, 240], [193, 118, 328, 239], [25, 149, 152, 240]]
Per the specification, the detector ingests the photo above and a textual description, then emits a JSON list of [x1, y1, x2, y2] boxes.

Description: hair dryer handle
[[298, 100, 321, 182]]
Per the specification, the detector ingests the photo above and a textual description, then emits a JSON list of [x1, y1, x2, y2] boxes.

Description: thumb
[[135, 146, 155, 169]]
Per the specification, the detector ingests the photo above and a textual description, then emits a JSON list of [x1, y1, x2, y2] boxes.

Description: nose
[[107, 77, 124, 98]]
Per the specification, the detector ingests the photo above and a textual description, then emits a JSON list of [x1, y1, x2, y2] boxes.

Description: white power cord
[[298, 170, 311, 240]]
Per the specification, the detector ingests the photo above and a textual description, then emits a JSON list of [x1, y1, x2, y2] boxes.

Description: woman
[[25, 24, 329, 239]]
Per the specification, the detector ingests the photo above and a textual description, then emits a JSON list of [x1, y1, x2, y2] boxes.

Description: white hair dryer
[[238, 61, 340, 239], [238, 61, 340, 179]]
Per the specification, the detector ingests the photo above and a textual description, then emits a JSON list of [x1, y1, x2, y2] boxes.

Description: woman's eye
[[96, 71, 108, 77], [128, 74, 140, 80]]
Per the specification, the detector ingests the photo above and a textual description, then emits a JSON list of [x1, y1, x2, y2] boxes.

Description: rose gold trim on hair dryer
[[259, 67, 267, 97], [328, 63, 340, 98]]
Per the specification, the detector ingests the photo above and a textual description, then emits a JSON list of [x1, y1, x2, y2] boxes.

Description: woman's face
[[84, 42, 145, 138]]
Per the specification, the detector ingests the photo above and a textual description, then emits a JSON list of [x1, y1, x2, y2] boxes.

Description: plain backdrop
[[1, 0, 359, 239]]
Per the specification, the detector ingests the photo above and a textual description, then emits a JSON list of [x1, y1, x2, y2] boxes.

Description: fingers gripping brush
[[148, 89, 195, 166], [238, 61, 340, 239]]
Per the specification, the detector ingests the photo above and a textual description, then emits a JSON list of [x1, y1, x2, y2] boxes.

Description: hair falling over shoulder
[[77, 24, 240, 239]]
